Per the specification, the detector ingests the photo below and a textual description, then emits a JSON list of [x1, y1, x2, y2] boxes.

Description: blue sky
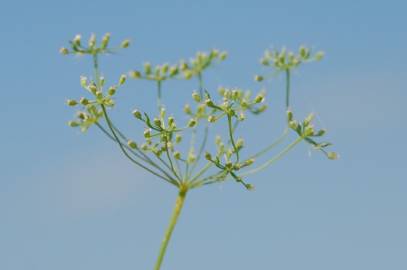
[[0, 1, 406, 270]]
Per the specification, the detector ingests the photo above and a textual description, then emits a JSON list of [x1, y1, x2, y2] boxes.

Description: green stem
[[154, 186, 188, 270], [285, 69, 290, 108], [157, 80, 162, 111], [241, 136, 303, 177], [227, 114, 239, 162], [198, 72, 203, 98]]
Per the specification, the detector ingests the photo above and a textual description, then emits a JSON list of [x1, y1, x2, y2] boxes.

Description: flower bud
[[73, 34, 81, 46], [127, 140, 137, 149], [315, 129, 326, 137], [101, 33, 111, 49], [187, 152, 196, 163], [304, 113, 315, 126], [80, 76, 88, 88], [161, 63, 169, 74], [66, 99, 78, 106], [79, 97, 89, 105], [99, 76, 105, 87], [183, 104, 192, 114], [208, 115, 216, 123], [205, 99, 215, 107], [244, 158, 255, 166], [173, 151, 181, 160], [88, 84, 97, 94], [260, 57, 269, 66], [132, 109, 142, 119], [168, 116, 175, 127], [95, 91, 103, 99], [144, 128, 152, 138], [59, 47, 69, 55], [299, 46, 309, 59], [88, 33, 96, 49], [236, 138, 244, 149], [219, 51, 228, 60], [169, 66, 178, 77], [314, 51, 325, 61], [254, 75, 264, 82], [130, 70, 142, 79], [68, 121, 79, 127], [327, 152, 338, 160], [187, 118, 197, 128], [120, 39, 130, 48], [144, 62, 152, 75], [175, 134, 182, 143], [183, 70, 193, 80], [118, 74, 126, 85], [205, 152, 212, 161], [254, 94, 265, 103], [289, 120, 298, 130], [304, 125, 315, 137], [287, 110, 293, 121], [77, 112, 86, 120], [108, 86, 116, 96], [192, 91, 201, 102], [179, 61, 188, 71], [153, 118, 162, 128]]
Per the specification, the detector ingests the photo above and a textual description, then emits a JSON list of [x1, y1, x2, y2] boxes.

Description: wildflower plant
[[61, 33, 337, 270]]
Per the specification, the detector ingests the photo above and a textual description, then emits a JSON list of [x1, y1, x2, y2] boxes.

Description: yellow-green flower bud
[[59, 47, 69, 55], [153, 118, 162, 128], [168, 116, 175, 127], [161, 63, 169, 74], [144, 128, 152, 138], [144, 62, 152, 75], [118, 74, 126, 85], [304, 125, 315, 137], [219, 51, 228, 60], [127, 140, 137, 149], [205, 99, 215, 107], [327, 152, 338, 160], [79, 97, 89, 105], [260, 57, 269, 66], [88, 33, 96, 49], [175, 134, 182, 143], [77, 112, 86, 120], [205, 152, 212, 161], [99, 76, 105, 87], [254, 75, 264, 82], [208, 115, 216, 123], [192, 91, 201, 102], [287, 110, 293, 121], [184, 104, 192, 114], [101, 33, 111, 49], [183, 70, 193, 80], [315, 129, 326, 137], [188, 118, 197, 127], [304, 113, 315, 126], [169, 66, 178, 77], [73, 34, 81, 46], [314, 51, 325, 61], [130, 70, 142, 79], [188, 118, 197, 128], [68, 121, 79, 127], [236, 138, 244, 149], [289, 120, 298, 130], [299, 46, 309, 59], [66, 99, 78, 106], [120, 39, 130, 48], [80, 76, 88, 88], [254, 94, 265, 103], [244, 158, 255, 166], [132, 109, 142, 119], [187, 152, 196, 163], [88, 84, 97, 94], [108, 86, 116, 96], [179, 60, 188, 71], [173, 151, 181, 160]]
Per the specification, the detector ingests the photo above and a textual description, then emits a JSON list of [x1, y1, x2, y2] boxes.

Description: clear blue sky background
[[1, 1, 406, 270]]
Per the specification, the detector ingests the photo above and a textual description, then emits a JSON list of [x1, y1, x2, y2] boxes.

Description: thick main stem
[[154, 186, 188, 270]]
